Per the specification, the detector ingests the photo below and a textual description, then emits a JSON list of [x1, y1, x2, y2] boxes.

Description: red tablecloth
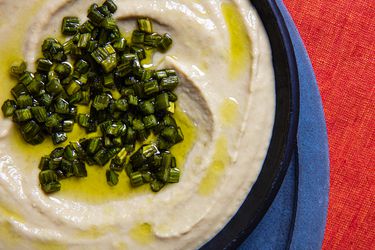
[[283, 0, 375, 249]]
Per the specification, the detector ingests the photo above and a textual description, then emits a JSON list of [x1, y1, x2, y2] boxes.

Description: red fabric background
[[283, 0, 375, 249]]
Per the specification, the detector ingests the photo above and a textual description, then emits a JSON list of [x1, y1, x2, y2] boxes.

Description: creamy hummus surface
[[0, 0, 275, 249]]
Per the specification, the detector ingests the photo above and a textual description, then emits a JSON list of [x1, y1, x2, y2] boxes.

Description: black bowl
[[201, 1, 300, 249]]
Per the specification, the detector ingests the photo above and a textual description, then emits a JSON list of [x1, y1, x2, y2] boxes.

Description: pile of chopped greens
[[1, 0, 184, 193]]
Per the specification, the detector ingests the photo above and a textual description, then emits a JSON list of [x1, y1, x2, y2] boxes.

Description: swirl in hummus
[[0, 0, 275, 249]]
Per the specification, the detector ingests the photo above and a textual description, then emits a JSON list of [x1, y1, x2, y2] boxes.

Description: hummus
[[0, 0, 275, 249]]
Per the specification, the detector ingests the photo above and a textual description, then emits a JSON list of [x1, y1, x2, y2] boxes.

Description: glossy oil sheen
[[222, 2, 252, 79], [0, 0, 53, 103], [198, 136, 230, 195], [129, 223, 155, 244], [220, 97, 239, 125]]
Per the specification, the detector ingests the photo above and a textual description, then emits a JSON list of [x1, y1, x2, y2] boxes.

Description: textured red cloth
[[283, 0, 375, 249]]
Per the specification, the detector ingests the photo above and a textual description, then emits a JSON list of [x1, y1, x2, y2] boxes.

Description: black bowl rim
[[201, 0, 300, 249]]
